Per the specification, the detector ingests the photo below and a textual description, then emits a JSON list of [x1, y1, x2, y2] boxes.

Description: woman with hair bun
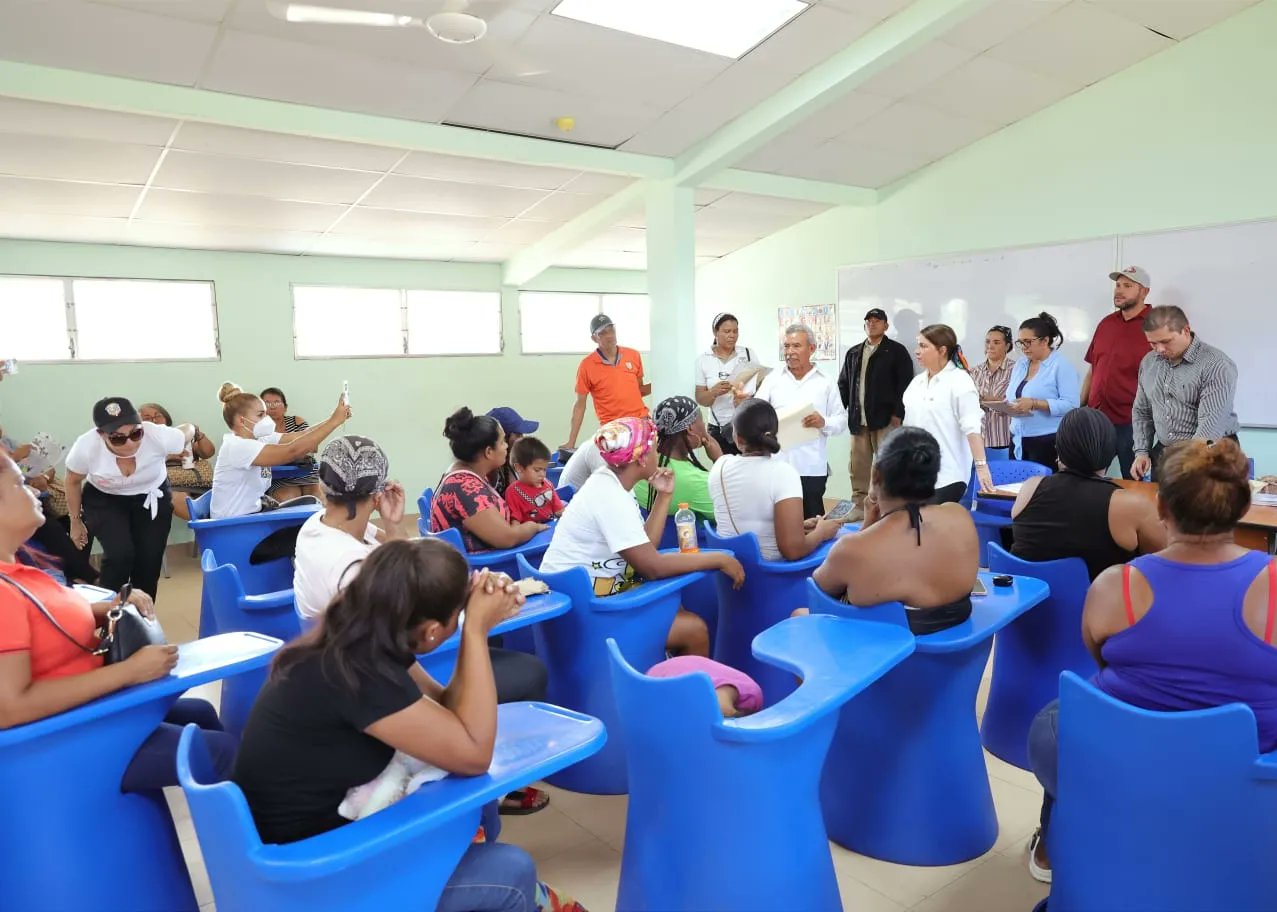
[[211, 382, 350, 519], [812, 426, 980, 636], [708, 399, 841, 561], [1025, 437, 1277, 883], [694, 312, 765, 455], [1005, 311, 1080, 468]]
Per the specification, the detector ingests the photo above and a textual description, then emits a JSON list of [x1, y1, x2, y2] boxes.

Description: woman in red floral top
[[431, 408, 549, 552]]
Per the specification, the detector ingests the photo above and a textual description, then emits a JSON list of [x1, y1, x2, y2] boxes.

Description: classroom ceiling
[[0, 0, 1260, 267]]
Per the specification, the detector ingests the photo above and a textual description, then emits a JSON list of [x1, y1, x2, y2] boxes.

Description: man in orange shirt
[[562, 314, 650, 450]]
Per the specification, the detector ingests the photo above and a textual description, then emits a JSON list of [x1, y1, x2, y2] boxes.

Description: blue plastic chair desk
[[982, 544, 1094, 769], [270, 463, 309, 480], [703, 524, 836, 706], [973, 459, 1053, 518], [177, 702, 605, 912], [0, 632, 281, 912], [1051, 672, 1277, 912], [188, 498, 320, 637], [610, 615, 915, 912], [414, 591, 573, 684], [516, 554, 705, 794], [807, 572, 1050, 865]]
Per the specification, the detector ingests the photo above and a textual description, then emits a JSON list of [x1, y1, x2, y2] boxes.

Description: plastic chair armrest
[[1253, 750, 1277, 781], [241, 590, 296, 613], [589, 571, 707, 612]]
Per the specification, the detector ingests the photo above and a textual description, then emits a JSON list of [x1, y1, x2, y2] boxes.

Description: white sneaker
[[1027, 829, 1052, 884]]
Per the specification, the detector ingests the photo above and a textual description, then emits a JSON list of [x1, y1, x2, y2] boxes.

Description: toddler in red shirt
[[504, 437, 564, 524]]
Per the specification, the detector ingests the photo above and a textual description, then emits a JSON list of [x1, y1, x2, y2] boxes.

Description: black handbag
[[0, 573, 165, 664]]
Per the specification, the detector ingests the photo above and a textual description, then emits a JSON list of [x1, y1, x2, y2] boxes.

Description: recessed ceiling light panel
[[551, 0, 808, 58]]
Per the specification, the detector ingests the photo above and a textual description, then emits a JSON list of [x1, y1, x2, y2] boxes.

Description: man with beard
[[1080, 266, 1152, 479]]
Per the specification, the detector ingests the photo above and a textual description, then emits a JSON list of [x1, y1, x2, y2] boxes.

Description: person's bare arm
[[65, 470, 88, 548], [252, 397, 350, 467], [774, 497, 839, 560], [1079, 367, 1093, 409], [811, 534, 858, 597], [462, 508, 546, 550], [407, 662, 445, 703], [1081, 565, 1127, 669], [564, 394, 589, 450], [191, 429, 215, 460], [1120, 491, 1168, 554], [695, 382, 733, 408], [621, 541, 744, 589], [639, 378, 652, 397], [1009, 475, 1044, 520], [0, 646, 176, 729]]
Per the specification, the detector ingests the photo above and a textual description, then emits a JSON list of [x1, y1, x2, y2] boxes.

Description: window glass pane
[[602, 293, 651, 352], [74, 279, 218, 360], [519, 292, 599, 354], [0, 277, 69, 361], [406, 291, 501, 355], [294, 286, 402, 357]]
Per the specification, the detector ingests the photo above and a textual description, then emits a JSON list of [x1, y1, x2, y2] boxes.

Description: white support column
[[644, 181, 698, 409]]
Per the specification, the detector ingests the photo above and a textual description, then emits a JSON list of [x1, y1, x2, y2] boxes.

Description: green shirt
[[633, 458, 715, 521]]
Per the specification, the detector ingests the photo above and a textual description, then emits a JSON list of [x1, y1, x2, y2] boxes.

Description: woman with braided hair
[[633, 395, 721, 522]]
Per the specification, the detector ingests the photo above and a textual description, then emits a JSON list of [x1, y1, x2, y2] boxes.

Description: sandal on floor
[[1027, 828, 1052, 884], [499, 786, 550, 816], [537, 881, 588, 912]]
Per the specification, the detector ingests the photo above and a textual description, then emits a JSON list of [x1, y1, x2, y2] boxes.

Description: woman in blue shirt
[[1005, 312, 1080, 468]]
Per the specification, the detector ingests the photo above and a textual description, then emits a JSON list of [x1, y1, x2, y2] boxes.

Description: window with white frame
[[292, 286, 502, 358], [519, 291, 650, 354], [0, 276, 219, 362]]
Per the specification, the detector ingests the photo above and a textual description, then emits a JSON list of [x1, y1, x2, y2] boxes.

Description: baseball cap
[[1109, 265, 1151, 288], [92, 397, 141, 434], [589, 313, 615, 335], [318, 435, 389, 501], [486, 407, 539, 436], [864, 308, 889, 322]]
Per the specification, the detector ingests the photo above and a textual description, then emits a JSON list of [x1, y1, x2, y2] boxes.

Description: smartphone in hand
[[342, 380, 350, 406], [823, 499, 856, 522]]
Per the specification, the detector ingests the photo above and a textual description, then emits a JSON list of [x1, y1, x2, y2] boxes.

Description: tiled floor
[[157, 550, 1048, 912]]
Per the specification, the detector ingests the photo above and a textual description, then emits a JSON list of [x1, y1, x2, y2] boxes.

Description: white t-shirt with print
[[708, 454, 804, 561], [65, 422, 185, 499], [293, 511, 381, 619], [539, 469, 650, 596], [211, 432, 282, 519], [559, 442, 607, 491]]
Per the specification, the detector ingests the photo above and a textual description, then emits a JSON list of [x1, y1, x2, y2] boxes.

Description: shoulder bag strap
[[0, 572, 97, 655], [718, 460, 742, 536]]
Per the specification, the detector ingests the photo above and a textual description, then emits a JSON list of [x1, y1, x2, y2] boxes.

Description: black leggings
[[929, 481, 968, 505], [80, 483, 173, 600], [1016, 434, 1058, 469], [708, 424, 740, 456], [799, 476, 828, 520]]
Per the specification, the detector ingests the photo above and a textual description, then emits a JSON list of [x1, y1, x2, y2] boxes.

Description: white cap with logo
[[1108, 265, 1151, 288]]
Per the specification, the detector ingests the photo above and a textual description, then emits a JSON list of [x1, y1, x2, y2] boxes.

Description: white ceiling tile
[[444, 79, 664, 148], [909, 55, 1078, 126], [742, 4, 879, 75], [707, 192, 832, 218], [85, 0, 233, 24], [619, 61, 795, 156], [335, 208, 508, 242], [557, 249, 648, 270], [309, 234, 478, 260], [517, 190, 611, 222], [848, 100, 1001, 161], [0, 0, 219, 84], [770, 89, 895, 145], [395, 152, 579, 191], [738, 130, 830, 174], [1087, 0, 1258, 41], [201, 30, 478, 121], [939, 0, 1070, 53], [122, 221, 318, 254], [695, 188, 732, 206], [0, 212, 128, 245], [820, 0, 915, 20], [171, 122, 405, 172], [771, 137, 937, 187], [486, 14, 729, 110], [152, 151, 382, 205], [456, 242, 520, 262], [855, 40, 977, 98], [0, 177, 141, 218], [225, 0, 540, 75], [485, 218, 562, 244], [0, 133, 161, 185], [696, 206, 812, 236], [0, 98, 177, 145], [560, 172, 637, 194], [135, 188, 346, 232], [695, 233, 762, 257], [584, 226, 648, 252], [361, 174, 549, 218], [985, 1, 1173, 85]]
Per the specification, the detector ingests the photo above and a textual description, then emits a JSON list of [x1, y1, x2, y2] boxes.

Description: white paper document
[[776, 401, 822, 451]]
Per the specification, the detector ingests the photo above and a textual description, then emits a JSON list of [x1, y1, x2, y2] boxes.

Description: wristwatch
[[974, 460, 988, 467]]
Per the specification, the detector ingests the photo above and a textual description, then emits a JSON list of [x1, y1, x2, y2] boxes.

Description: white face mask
[[246, 415, 275, 439]]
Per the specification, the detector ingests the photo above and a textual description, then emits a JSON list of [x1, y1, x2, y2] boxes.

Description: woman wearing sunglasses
[[63, 397, 194, 600]]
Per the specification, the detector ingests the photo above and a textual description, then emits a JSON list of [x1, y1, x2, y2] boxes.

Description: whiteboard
[[837, 237, 1119, 378], [1120, 219, 1277, 427]]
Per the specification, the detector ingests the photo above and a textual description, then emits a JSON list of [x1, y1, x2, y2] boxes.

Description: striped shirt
[[969, 358, 1015, 448], [1132, 335, 1239, 455]]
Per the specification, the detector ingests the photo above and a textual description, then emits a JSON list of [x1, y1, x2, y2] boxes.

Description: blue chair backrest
[[989, 459, 1052, 485], [417, 488, 434, 534], [187, 490, 212, 521], [1249, 456, 1256, 480], [556, 483, 576, 505], [1052, 671, 1277, 911], [200, 550, 300, 643], [987, 543, 1091, 672]]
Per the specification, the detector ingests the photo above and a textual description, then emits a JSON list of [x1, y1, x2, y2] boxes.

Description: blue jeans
[[436, 842, 538, 912], [1112, 423, 1135, 481], [1028, 699, 1060, 846], [120, 698, 236, 792]]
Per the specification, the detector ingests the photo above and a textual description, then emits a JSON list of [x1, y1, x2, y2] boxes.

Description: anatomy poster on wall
[[777, 304, 838, 361]]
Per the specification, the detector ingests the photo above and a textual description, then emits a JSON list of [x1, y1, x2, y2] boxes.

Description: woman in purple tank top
[[1023, 438, 1277, 886]]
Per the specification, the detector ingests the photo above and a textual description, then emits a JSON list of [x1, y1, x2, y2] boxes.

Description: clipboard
[[983, 400, 1023, 415], [775, 401, 821, 450]]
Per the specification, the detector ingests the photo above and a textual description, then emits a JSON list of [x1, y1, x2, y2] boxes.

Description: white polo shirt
[[694, 347, 764, 427], [754, 365, 848, 478], [902, 362, 984, 490]]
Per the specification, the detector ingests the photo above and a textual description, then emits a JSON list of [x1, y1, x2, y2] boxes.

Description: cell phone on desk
[[823, 499, 856, 522]]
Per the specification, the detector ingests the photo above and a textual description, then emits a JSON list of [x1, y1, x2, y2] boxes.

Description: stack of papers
[[993, 482, 1023, 496], [775, 401, 821, 451]]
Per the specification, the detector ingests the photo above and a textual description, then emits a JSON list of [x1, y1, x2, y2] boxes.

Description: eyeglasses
[[106, 428, 144, 446], [1015, 337, 1043, 349]]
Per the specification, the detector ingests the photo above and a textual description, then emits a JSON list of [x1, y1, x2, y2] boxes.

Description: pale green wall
[[0, 238, 644, 537], [697, 0, 1277, 494]]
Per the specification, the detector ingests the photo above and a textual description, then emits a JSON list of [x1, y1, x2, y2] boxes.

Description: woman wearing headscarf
[[539, 417, 745, 656], [1009, 407, 1165, 580], [634, 396, 721, 523]]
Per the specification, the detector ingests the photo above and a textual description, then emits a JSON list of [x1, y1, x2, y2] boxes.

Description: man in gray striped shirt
[[1131, 305, 1239, 480]]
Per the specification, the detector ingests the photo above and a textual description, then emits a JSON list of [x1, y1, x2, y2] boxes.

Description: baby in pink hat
[[647, 656, 764, 717]]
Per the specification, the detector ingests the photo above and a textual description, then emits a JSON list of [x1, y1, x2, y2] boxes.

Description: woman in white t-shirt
[[708, 399, 841, 562], [64, 396, 192, 599], [211, 382, 351, 520], [694, 312, 765, 455]]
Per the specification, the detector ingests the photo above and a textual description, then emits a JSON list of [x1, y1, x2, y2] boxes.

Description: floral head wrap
[[594, 417, 657, 468]]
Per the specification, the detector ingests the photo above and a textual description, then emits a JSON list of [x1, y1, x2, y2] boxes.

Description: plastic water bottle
[[675, 503, 699, 553]]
